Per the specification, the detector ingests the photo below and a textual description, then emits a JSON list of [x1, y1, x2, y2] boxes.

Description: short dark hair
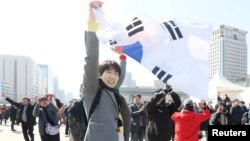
[[22, 97, 30, 102], [99, 60, 121, 76], [133, 95, 141, 99], [136, 95, 141, 99], [240, 101, 245, 104], [183, 105, 194, 111]]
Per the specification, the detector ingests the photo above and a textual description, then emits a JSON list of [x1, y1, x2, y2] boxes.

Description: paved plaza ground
[[0, 121, 206, 141], [0, 121, 68, 141]]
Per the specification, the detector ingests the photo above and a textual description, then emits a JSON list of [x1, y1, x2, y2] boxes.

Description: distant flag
[[93, 9, 213, 100]]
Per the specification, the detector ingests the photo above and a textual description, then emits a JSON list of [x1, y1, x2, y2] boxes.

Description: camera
[[220, 106, 227, 113], [163, 84, 172, 94]]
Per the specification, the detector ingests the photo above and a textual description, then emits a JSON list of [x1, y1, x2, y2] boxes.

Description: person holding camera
[[171, 99, 211, 141], [210, 104, 234, 125], [145, 84, 181, 141], [33, 95, 60, 141]]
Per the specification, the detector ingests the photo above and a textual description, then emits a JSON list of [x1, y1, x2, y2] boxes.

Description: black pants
[[4, 118, 7, 125], [0, 115, 2, 124], [11, 120, 15, 130], [41, 133, 60, 141], [22, 122, 34, 141], [130, 126, 146, 141], [65, 119, 69, 135]]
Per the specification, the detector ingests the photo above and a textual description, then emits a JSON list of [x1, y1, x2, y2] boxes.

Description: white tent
[[238, 88, 250, 105], [208, 73, 246, 101]]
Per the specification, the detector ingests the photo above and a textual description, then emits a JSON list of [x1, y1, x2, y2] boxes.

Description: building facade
[[39, 64, 54, 95], [209, 25, 248, 83], [121, 72, 136, 87], [0, 81, 14, 104], [0, 55, 43, 101]]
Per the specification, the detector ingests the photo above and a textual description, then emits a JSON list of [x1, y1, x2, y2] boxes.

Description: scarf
[[98, 79, 123, 127], [220, 114, 228, 125], [98, 79, 121, 109]]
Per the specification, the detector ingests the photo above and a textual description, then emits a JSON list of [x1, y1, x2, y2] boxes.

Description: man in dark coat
[[145, 85, 181, 141], [130, 95, 147, 141], [10, 104, 18, 131], [2, 94, 36, 141], [230, 99, 244, 125]]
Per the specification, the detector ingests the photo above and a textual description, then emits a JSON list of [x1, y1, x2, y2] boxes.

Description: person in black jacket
[[145, 84, 181, 141], [2, 94, 36, 141], [130, 95, 147, 141], [10, 104, 18, 131], [230, 99, 244, 125], [210, 105, 234, 125], [223, 94, 231, 103]]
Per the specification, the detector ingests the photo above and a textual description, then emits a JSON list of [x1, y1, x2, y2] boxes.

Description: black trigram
[[126, 17, 144, 37], [109, 40, 117, 46], [152, 66, 172, 83], [162, 20, 183, 41]]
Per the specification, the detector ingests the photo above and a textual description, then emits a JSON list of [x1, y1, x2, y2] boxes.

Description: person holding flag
[[79, 1, 131, 141]]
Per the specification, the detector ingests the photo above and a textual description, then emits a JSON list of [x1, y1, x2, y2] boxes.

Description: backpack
[[68, 88, 102, 141]]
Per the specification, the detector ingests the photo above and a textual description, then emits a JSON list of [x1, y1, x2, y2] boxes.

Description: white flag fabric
[[93, 9, 213, 100]]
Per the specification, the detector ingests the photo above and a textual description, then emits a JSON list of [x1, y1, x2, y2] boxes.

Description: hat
[[40, 96, 48, 101], [183, 99, 193, 106], [153, 88, 163, 95]]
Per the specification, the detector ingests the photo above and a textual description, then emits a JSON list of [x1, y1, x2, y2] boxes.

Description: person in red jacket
[[171, 99, 211, 141]]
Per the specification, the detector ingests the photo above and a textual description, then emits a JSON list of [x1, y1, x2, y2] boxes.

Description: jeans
[[130, 126, 146, 141]]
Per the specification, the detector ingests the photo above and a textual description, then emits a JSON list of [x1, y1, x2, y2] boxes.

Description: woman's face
[[101, 68, 119, 88], [40, 99, 49, 107]]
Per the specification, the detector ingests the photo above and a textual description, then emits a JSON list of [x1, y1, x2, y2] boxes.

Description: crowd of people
[[1, 1, 250, 141], [0, 104, 19, 131], [1, 91, 250, 141]]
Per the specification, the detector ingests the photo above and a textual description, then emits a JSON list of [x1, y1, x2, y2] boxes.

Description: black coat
[[10, 106, 18, 122], [130, 103, 147, 133], [6, 98, 36, 126], [145, 91, 181, 141], [230, 105, 243, 125]]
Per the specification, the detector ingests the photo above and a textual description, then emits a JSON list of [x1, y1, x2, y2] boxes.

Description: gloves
[[163, 84, 172, 93], [153, 89, 166, 104], [119, 55, 126, 61]]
